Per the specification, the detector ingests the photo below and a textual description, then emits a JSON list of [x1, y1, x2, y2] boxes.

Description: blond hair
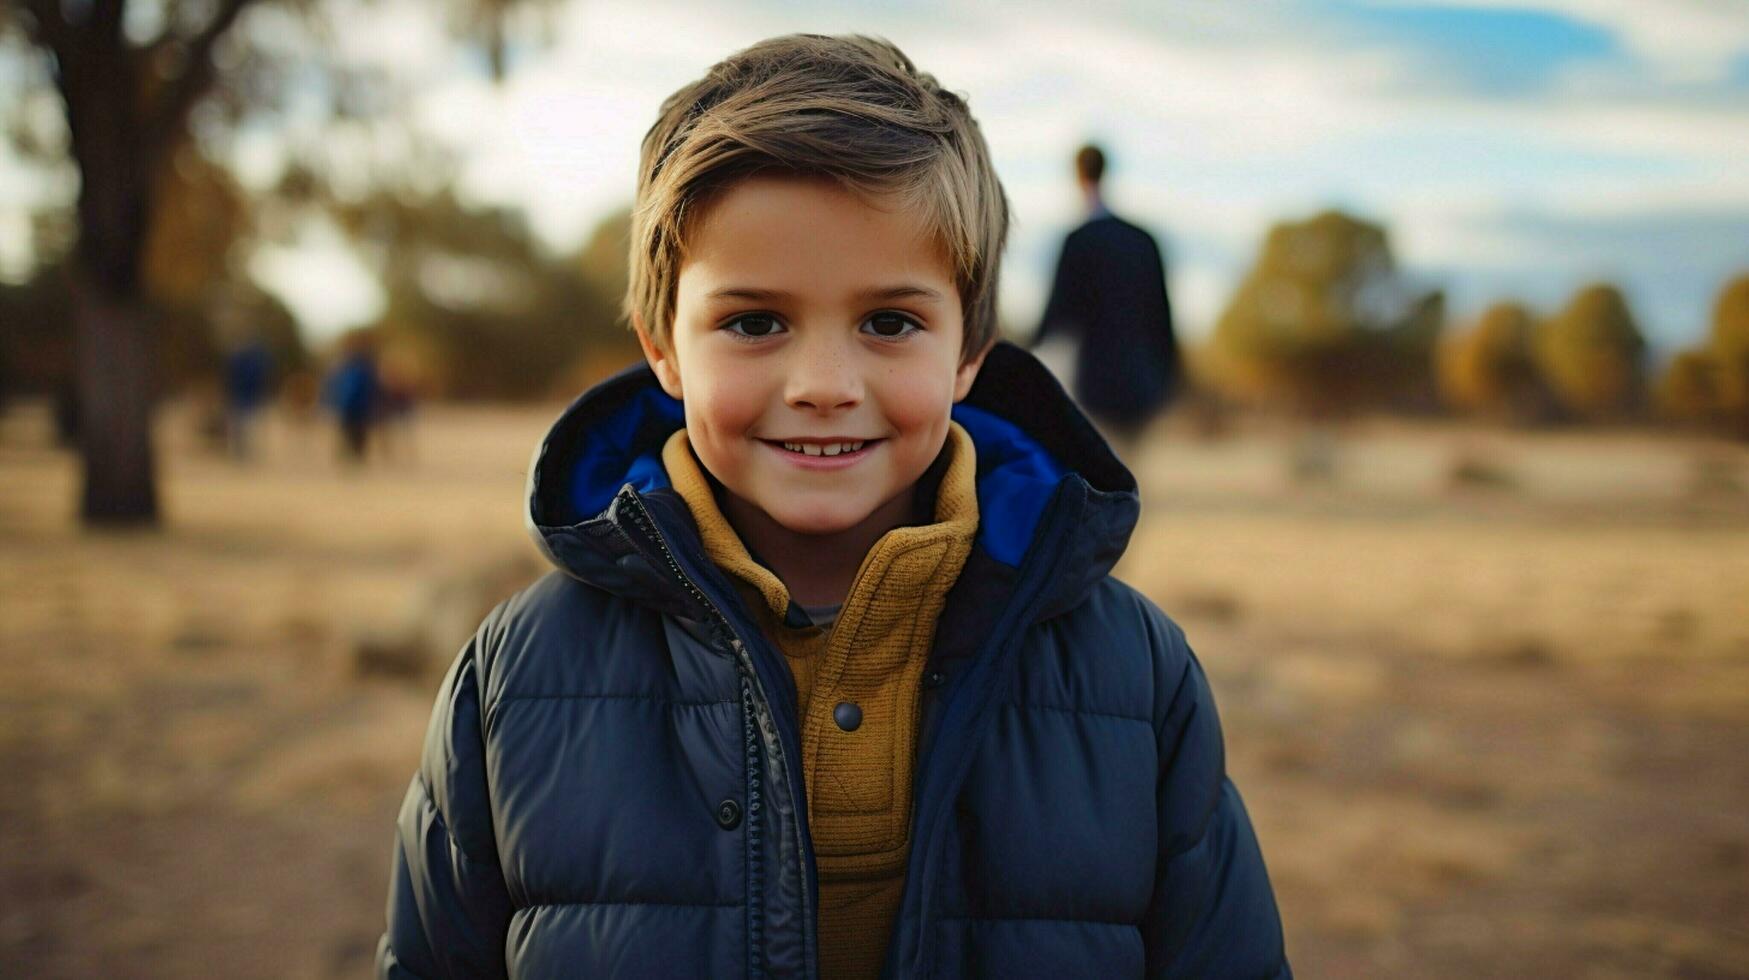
[[626, 33, 1010, 364]]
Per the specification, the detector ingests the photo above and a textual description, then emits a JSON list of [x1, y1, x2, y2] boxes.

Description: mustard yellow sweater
[[662, 423, 979, 979]]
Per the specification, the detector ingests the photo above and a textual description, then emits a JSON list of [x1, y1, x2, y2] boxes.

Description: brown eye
[[865, 313, 920, 339], [725, 314, 782, 338]]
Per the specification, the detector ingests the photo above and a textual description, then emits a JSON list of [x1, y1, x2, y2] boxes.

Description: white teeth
[[778, 440, 866, 456]]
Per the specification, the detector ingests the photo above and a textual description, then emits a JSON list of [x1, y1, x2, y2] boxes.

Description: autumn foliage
[[1205, 210, 1442, 416], [1437, 302, 1549, 423], [1656, 274, 1749, 436], [1533, 284, 1646, 420]]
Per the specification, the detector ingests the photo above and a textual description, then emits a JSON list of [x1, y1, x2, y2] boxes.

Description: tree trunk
[[25, 0, 259, 528], [73, 282, 159, 525], [56, 8, 161, 527]]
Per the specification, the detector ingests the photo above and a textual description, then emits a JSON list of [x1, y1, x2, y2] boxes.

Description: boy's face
[[637, 174, 989, 537]]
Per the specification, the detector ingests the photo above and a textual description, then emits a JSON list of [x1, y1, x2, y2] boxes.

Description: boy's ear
[[634, 313, 684, 400], [952, 335, 997, 402]]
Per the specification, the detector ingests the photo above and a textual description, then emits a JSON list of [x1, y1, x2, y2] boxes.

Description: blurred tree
[[0, 261, 75, 408], [1654, 349, 1718, 427], [143, 142, 294, 391], [1710, 274, 1749, 436], [4, 0, 265, 523], [3, 0, 558, 526], [1208, 210, 1443, 416], [141, 144, 249, 311], [1534, 283, 1646, 421], [571, 205, 641, 377], [1437, 301, 1552, 422], [576, 206, 631, 325], [0, 135, 305, 409], [338, 190, 631, 399]]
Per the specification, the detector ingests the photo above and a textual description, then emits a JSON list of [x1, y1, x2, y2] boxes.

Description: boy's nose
[[784, 347, 863, 412]]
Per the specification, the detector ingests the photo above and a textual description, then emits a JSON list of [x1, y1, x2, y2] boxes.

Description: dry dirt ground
[[2, 401, 1746, 978]]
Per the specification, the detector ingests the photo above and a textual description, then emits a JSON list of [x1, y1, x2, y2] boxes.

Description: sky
[[13, 0, 1749, 352]]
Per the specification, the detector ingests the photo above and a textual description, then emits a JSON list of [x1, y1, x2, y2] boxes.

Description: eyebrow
[[706, 284, 945, 303]]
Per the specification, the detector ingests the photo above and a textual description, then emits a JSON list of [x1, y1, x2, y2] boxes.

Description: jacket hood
[[525, 341, 1140, 623]]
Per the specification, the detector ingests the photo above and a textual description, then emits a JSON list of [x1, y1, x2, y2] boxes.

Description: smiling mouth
[[761, 438, 883, 458]]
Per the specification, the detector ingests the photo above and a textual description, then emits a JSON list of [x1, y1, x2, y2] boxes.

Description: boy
[[378, 33, 1288, 979]]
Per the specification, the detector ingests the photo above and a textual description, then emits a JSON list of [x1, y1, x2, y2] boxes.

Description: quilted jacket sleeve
[[376, 621, 513, 980], [1142, 610, 1291, 979]]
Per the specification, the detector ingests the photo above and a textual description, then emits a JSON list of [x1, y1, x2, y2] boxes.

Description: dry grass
[[2, 401, 1747, 977]]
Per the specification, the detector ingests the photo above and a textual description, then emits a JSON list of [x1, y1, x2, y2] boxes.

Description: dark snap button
[[715, 799, 742, 830], [923, 670, 946, 689], [833, 701, 863, 732]]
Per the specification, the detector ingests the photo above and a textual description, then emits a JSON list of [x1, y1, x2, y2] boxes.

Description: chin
[[767, 502, 871, 537]]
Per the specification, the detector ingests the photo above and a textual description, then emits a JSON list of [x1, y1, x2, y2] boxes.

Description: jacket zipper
[[618, 486, 812, 980], [740, 671, 765, 980]]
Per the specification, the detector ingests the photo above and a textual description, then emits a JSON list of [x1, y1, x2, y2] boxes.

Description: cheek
[[879, 367, 956, 433], [684, 364, 766, 443]]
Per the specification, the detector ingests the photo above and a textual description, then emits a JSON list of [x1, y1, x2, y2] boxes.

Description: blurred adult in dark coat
[[1034, 144, 1181, 450]]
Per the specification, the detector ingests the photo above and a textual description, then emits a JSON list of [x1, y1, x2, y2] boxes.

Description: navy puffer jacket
[[376, 342, 1289, 978]]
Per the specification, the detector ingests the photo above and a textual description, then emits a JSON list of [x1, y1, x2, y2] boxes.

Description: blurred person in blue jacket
[[322, 334, 380, 462], [223, 336, 273, 460]]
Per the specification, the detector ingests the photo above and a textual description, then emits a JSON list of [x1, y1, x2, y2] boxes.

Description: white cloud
[[414, 0, 808, 246], [1456, 95, 1749, 167]]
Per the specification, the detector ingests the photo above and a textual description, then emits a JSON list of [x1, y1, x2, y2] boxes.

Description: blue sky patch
[[1322, 2, 1626, 95]]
